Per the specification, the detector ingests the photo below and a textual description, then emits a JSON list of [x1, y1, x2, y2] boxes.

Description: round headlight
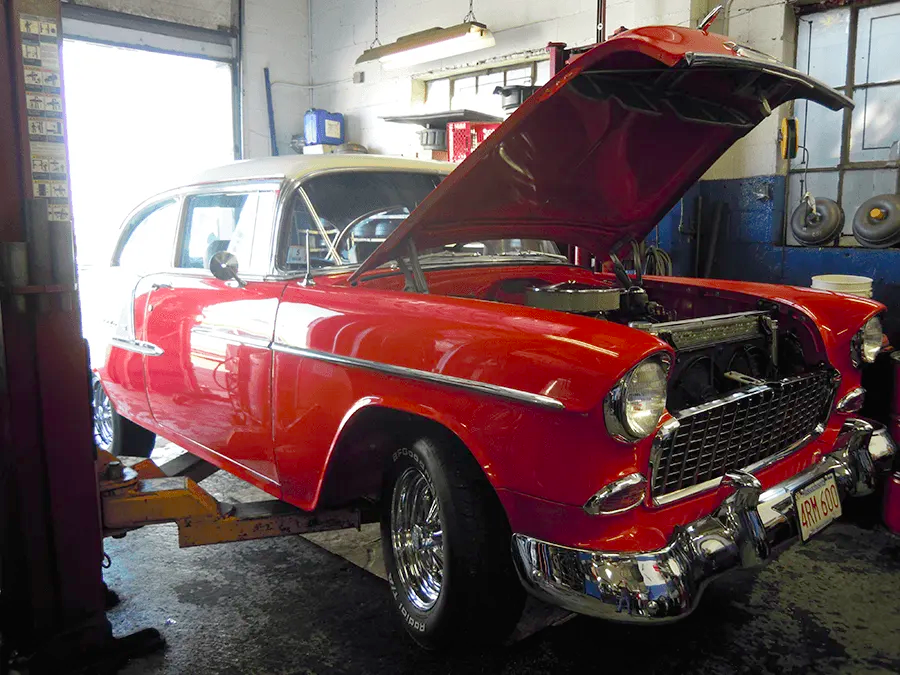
[[852, 316, 882, 366], [605, 356, 669, 441]]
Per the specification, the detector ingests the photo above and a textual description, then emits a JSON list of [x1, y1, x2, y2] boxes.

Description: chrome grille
[[651, 370, 836, 501]]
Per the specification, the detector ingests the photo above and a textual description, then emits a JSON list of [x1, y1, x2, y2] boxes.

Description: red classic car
[[90, 26, 896, 648]]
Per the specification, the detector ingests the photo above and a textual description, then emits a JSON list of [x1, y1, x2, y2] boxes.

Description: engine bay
[[522, 278, 815, 412]]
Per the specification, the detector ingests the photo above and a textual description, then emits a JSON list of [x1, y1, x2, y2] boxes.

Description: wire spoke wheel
[[92, 378, 114, 450], [390, 466, 444, 612]]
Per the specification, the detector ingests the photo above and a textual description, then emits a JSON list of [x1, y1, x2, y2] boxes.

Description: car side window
[[116, 200, 179, 270], [179, 192, 256, 271]]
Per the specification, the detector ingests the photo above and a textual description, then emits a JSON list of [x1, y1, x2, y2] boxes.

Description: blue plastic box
[[304, 109, 345, 145]]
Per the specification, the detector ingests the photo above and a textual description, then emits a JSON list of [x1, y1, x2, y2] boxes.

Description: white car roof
[[186, 154, 453, 187]]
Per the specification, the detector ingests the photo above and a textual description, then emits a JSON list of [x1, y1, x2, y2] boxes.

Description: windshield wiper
[[495, 251, 569, 260], [417, 250, 483, 260]]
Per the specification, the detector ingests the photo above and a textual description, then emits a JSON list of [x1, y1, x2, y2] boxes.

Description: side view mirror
[[209, 250, 246, 288]]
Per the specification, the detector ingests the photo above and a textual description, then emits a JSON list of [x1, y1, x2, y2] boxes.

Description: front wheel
[[91, 374, 155, 457], [381, 433, 525, 650]]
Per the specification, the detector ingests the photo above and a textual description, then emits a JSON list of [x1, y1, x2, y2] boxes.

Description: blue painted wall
[[650, 176, 900, 340]]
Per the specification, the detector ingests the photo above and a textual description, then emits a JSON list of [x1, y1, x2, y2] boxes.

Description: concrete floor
[[106, 444, 900, 675]]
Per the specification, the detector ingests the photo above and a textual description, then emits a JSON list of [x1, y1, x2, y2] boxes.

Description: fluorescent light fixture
[[356, 22, 495, 70]]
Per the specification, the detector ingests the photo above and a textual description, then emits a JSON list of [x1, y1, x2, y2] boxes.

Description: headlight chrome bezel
[[850, 315, 883, 368], [604, 353, 671, 442]]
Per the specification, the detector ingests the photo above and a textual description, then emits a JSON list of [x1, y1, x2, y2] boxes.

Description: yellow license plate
[[793, 471, 842, 542]]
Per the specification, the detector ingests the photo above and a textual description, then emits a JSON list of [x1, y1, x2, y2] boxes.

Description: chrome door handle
[[150, 282, 173, 291]]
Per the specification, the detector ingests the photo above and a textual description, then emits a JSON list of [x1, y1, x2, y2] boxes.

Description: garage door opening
[[62, 40, 236, 269]]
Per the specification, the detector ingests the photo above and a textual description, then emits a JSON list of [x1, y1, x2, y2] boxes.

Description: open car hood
[[350, 26, 851, 281]]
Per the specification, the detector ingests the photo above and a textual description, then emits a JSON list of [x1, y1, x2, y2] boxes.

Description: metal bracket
[[760, 315, 779, 373], [723, 371, 766, 387]]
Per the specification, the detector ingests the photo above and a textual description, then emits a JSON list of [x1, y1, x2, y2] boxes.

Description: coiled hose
[[642, 245, 673, 276]]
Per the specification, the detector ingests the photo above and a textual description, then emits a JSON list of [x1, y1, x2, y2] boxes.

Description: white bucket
[[811, 274, 873, 298]]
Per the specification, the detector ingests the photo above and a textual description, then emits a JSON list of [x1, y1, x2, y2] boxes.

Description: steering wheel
[[333, 205, 408, 255]]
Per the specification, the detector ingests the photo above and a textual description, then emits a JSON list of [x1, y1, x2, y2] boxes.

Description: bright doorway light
[[62, 41, 235, 267]]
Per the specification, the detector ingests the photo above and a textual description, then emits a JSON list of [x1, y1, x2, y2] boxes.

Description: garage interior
[[1, 0, 899, 673]]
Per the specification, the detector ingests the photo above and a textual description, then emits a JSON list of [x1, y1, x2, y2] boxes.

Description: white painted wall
[[241, 0, 311, 158]]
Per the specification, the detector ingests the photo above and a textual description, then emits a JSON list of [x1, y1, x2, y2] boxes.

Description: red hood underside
[[351, 26, 850, 281]]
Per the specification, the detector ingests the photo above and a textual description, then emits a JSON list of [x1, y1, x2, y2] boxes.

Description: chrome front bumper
[[512, 419, 896, 623]]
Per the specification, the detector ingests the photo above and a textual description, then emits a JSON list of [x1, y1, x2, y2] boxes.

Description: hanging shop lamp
[[356, 0, 495, 70]]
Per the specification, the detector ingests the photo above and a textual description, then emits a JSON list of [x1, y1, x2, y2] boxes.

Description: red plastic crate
[[447, 122, 501, 162]]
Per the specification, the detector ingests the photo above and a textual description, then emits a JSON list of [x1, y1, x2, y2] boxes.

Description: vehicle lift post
[[0, 0, 169, 670]]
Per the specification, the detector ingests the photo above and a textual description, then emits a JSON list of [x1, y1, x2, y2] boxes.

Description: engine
[[524, 281, 811, 410]]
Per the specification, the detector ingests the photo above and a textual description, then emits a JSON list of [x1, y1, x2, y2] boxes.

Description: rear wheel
[[91, 374, 155, 457], [381, 432, 525, 650]]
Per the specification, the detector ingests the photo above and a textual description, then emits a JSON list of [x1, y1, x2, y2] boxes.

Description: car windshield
[[281, 170, 562, 271]]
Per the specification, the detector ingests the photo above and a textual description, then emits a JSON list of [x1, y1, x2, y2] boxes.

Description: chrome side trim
[[111, 336, 164, 356], [190, 325, 272, 350], [272, 343, 565, 410], [513, 419, 895, 624]]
